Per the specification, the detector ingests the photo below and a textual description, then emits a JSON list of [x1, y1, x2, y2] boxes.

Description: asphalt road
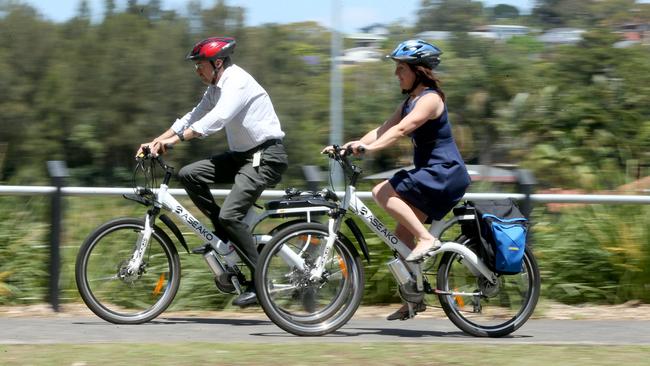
[[2, 315, 649, 345]]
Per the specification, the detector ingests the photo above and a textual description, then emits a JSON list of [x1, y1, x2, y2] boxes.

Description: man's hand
[[136, 139, 174, 158], [136, 142, 154, 158], [150, 138, 177, 157]]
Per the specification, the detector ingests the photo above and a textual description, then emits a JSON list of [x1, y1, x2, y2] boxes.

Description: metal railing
[[2, 183, 649, 311], [2, 185, 650, 203]]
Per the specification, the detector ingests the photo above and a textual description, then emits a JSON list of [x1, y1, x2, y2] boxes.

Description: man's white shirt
[[171, 64, 285, 152]]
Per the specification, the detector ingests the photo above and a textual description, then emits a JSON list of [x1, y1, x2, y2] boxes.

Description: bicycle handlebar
[[137, 145, 174, 172], [324, 145, 363, 186]]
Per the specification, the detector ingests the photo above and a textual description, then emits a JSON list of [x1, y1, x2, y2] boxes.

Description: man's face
[[194, 59, 221, 85]]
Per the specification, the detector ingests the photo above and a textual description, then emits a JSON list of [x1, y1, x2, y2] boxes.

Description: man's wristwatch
[[175, 130, 185, 142]]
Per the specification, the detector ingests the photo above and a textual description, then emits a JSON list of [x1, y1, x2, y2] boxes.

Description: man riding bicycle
[[137, 37, 288, 307]]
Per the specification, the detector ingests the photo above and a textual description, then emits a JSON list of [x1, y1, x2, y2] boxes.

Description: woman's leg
[[371, 180, 438, 256], [374, 181, 433, 319], [394, 224, 415, 249]]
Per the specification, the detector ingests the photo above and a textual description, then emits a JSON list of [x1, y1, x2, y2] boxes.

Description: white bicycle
[[75, 147, 356, 324], [254, 146, 541, 337]]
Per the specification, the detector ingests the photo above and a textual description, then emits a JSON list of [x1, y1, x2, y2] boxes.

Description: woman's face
[[394, 62, 415, 91]]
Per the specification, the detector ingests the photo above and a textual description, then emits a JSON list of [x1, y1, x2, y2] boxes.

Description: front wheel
[[255, 222, 365, 336], [75, 217, 181, 324], [437, 235, 540, 337]]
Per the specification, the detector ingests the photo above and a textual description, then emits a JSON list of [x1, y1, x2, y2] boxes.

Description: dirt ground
[[1, 300, 649, 320]]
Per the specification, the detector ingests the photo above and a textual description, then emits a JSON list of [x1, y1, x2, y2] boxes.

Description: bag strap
[[482, 214, 528, 223]]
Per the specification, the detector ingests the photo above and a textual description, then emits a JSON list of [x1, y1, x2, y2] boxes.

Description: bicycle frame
[[301, 151, 497, 292], [343, 184, 496, 288], [127, 154, 330, 292]]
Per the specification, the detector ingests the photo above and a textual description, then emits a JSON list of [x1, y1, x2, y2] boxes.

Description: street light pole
[[329, 0, 343, 188]]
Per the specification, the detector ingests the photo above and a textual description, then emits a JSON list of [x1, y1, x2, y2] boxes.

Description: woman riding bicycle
[[326, 39, 471, 320]]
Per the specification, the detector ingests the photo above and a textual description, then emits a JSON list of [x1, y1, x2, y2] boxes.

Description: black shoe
[[232, 291, 258, 307], [386, 302, 426, 321]]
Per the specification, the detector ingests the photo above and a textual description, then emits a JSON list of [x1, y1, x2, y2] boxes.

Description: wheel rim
[[81, 224, 175, 320], [260, 228, 361, 332], [440, 251, 538, 331]]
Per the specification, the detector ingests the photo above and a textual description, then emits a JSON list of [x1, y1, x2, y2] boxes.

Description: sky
[[20, 0, 539, 33]]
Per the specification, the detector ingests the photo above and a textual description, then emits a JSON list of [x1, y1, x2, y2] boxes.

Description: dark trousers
[[178, 142, 288, 271]]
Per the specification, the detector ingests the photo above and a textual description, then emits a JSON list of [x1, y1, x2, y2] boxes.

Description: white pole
[[329, 0, 343, 188]]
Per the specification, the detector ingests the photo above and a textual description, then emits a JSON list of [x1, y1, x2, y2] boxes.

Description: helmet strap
[[209, 60, 219, 85], [402, 74, 422, 95]]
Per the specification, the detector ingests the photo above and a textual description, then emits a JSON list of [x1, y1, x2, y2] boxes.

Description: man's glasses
[[194, 63, 208, 71]]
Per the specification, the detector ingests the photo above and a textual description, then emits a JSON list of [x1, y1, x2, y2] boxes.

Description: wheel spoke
[[256, 223, 364, 336], [435, 233, 540, 337], [76, 219, 180, 324]]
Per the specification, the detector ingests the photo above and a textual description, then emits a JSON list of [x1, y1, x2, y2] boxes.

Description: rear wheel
[[436, 235, 540, 337], [255, 222, 364, 336], [75, 217, 181, 324]]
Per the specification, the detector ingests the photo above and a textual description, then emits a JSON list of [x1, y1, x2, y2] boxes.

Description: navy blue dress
[[388, 88, 471, 222]]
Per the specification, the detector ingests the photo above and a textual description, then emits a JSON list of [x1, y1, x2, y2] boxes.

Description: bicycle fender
[[344, 218, 370, 263], [159, 214, 190, 254]]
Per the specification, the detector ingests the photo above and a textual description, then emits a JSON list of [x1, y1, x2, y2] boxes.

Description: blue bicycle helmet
[[387, 39, 442, 69]]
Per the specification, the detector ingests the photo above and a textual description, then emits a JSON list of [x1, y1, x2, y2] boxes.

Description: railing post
[[47, 161, 68, 312], [302, 165, 323, 192], [515, 169, 536, 218]]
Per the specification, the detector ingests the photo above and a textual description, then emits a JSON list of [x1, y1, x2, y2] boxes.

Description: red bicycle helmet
[[186, 37, 236, 61]]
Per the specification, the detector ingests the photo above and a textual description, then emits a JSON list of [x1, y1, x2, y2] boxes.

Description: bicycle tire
[[255, 222, 365, 336], [75, 217, 181, 324], [436, 234, 540, 337]]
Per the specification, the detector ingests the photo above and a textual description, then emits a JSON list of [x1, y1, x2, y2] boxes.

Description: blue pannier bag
[[469, 200, 528, 275]]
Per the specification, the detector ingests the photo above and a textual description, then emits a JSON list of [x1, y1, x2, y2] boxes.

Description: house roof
[[617, 176, 650, 193]]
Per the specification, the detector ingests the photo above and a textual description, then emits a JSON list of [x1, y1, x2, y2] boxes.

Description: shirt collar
[[215, 64, 237, 89]]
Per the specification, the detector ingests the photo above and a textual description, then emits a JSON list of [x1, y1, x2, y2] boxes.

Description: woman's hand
[[342, 141, 368, 156], [321, 145, 336, 155]]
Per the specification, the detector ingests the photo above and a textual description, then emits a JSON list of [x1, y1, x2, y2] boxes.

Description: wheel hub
[[478, 277, 500, 298], [117, 260, 145, 284]]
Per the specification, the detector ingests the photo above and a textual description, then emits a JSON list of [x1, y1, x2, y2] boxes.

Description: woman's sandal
[[406, 238, 442, 262], [386, 302, 426, 321]]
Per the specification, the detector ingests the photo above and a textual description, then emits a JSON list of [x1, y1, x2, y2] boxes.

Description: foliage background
[[0, 0, 649, 307]]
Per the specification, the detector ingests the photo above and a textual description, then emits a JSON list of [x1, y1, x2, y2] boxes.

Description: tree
[[104, 0, 115, 17], [76, 0, 90, 20], [492, 4, 520, 19], [416, 0, 486, 32]]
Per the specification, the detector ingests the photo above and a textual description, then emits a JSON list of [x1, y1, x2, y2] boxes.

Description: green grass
[[1, 343, 649, 366], [1, 196, 649, 308]]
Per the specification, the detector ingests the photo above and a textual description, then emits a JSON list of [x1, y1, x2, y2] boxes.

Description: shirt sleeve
[[189, 78, 248, 136], [170, 89, 213, 134]]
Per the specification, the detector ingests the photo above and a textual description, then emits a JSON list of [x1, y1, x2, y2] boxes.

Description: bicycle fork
[[125, 213, 155, 276]]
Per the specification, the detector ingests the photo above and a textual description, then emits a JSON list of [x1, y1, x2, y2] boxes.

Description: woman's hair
[[410, 64, 446, 102]]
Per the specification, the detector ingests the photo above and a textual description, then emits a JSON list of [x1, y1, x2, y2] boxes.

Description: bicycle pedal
[[191, 243, 211, 255]]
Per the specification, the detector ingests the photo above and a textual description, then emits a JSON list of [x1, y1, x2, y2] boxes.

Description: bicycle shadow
[[251, 325, 533, 339], [157, 317, 271, 326], [249, 327, 463, 339], [338, 327, 532, 339], [73, 317, 271, 327]]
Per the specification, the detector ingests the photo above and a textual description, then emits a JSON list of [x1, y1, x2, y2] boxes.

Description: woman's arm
[[366, 92, 443, 151], [358, 101, 405, 145]]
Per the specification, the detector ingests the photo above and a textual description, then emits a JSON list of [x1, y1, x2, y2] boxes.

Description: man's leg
[[221, 147, 288, 307], [218, 168, 265, 268], [178, 153, 239, 241]]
